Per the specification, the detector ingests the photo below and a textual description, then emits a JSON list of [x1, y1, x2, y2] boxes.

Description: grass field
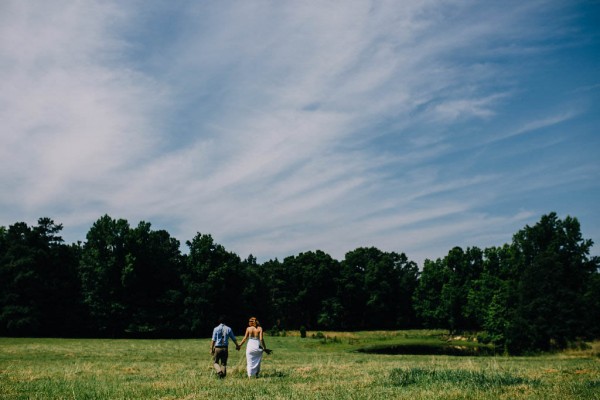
[[1, 330, 599, 399]]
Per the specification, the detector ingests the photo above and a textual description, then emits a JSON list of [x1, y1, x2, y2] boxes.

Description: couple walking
[[210, 316, 272, 378]]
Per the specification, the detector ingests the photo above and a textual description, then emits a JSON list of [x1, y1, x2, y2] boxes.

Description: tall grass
[[1, 332, 598, 399], [388, 367, 538, 388]]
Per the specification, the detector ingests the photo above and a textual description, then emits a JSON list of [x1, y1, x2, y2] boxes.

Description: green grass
[[1, 331, 599, 399]]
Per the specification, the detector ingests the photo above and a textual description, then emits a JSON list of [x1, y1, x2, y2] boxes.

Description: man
[[210, 315, 241, 378]]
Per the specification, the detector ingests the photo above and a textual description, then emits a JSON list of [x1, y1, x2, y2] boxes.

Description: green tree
[[79, 215, 131, 336], [464, 245, 513, 342], [413, 257, 448, 328], [414, 247, 483, 332], [583, 267, 600, 338], [0, 222, 44, 335], [342, 247, 418, 330], [182, 233, 245, 335], [260, 258, 292, 330], [337, 250, 368, 330], [282, 250, 340, 330], [0, 219, 83, 336], [504, 213, 598, 352], [239, 254, 269, 325], [443, 247, 484, 331], [120, 222, 184, 336], [364, 250, 418, 329]]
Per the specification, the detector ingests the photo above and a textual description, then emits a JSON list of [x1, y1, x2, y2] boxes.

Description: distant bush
[[477, 331, 492, 344], [268, 326, 281, 336], [311, 331, 340, 344]]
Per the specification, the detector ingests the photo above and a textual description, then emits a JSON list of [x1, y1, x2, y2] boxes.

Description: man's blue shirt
[[212, 324, 236, 347]]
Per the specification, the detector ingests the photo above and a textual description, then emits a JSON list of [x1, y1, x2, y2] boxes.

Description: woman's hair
[[249, 317, 260, 327]]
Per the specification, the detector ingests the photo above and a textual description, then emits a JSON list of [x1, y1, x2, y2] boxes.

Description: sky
[[1, 0, 599, 266]]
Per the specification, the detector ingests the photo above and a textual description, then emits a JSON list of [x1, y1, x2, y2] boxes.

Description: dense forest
[[1, 212, 598, 354]]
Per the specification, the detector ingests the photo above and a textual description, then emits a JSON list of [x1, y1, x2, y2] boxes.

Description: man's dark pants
[[213, 347, 228, 377]]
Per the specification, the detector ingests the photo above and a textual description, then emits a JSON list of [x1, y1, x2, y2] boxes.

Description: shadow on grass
[[260, 370, 288, 379]]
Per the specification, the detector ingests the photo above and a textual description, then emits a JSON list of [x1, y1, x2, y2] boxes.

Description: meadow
[[1, 330, 599, 399]]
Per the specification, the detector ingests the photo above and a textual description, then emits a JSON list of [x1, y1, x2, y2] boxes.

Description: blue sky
[[1, 0, 598, 266]]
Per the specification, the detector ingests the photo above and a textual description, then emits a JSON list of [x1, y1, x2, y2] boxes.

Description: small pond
[[356, 344, 496, 356]]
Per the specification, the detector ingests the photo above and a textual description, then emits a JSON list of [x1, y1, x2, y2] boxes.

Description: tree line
[[1, 212, 598, 353]]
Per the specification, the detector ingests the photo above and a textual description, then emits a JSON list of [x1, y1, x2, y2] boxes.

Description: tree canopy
[[1, 212, 598, 353]]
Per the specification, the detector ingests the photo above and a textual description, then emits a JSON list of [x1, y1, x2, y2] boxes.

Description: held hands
[[235, 344, 241, 351]]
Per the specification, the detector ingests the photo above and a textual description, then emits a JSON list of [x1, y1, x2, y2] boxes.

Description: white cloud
[[431, 93, 510, 121], [0, 1, 165, 214], [1, 0, 597, 265]]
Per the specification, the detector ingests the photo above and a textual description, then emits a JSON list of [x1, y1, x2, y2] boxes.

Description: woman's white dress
[[246, 337, 263, 377]]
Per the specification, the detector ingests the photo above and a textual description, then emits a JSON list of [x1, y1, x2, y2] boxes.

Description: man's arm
[[210, 340, 216, 354], [228, 328, 241, 350]]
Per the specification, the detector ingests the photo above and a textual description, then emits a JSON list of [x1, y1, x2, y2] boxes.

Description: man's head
[[218, 315, 227, 325]]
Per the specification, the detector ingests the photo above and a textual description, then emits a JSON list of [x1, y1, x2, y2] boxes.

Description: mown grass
[[1, 331, 599, 399]]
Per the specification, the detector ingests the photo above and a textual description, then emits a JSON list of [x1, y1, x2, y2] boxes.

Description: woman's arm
[[259, 327, 267, 349]]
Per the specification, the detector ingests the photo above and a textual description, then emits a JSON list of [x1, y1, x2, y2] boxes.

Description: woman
[[239, 317, 271, 378]]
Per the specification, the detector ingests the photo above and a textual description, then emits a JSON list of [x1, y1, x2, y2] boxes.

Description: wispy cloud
[[493, 110, 581, 142], [1, 0, 598, 265], [0, 1, 165, 212]]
